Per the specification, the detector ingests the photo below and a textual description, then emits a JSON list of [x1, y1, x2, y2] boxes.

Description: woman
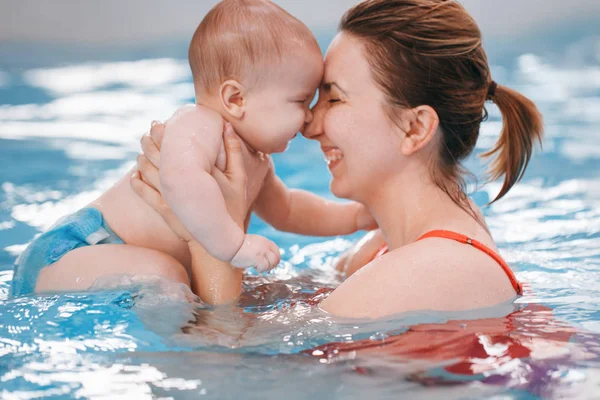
[[133, 0, 542, 319]]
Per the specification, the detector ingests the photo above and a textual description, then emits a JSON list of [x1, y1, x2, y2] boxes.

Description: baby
[[11, 0, 373, 296]]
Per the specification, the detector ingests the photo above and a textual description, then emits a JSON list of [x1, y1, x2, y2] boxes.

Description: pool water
[[1, 32, 600, 399]]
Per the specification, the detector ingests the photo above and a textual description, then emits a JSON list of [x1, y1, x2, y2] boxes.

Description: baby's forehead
[[269, 51, 324, 84]]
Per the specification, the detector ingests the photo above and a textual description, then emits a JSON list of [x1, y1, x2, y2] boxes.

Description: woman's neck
[[366, 167, 462, 250]]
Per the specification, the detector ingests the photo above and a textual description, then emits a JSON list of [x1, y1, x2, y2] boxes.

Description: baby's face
[[241, 50, 324, 154]]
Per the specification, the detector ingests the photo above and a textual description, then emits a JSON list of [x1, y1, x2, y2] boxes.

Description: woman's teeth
[[324, 149, 344, 165]]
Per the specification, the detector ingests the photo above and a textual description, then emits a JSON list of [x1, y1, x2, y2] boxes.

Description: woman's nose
[[302, 102, 325, 139]]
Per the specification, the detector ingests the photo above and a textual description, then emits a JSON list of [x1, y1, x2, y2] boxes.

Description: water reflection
[[22, 58, 190, 95], [307, 305, 585, 395]]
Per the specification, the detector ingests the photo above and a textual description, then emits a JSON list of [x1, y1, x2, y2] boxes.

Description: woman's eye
[[328, 99, 341, 104]]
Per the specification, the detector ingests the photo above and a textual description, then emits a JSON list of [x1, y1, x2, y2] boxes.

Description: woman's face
[[303, 33, 405, 203]]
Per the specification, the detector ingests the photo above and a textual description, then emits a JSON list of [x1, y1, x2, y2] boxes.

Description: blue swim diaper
[[11, 207, 124, 297]]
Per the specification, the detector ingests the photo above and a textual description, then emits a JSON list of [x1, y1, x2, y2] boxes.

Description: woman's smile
[[322, 147, 344, 169]]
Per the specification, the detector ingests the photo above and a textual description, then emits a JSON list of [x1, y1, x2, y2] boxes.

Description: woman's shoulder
[[321, 237, 516, 319]]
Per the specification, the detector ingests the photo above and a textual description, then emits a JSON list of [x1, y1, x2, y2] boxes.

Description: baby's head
[[189, 0, 323, 154]]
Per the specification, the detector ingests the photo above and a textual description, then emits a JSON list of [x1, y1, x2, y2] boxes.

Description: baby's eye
[[328, 99, 341, 104]]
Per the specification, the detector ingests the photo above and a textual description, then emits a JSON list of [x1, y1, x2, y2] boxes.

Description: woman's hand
[[211, 124, 251, 227], [131, 120, 251, 241], [132, 121, 194, 242]]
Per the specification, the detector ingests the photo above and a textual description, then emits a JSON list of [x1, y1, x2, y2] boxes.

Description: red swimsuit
[[373, 230, 523, 295]]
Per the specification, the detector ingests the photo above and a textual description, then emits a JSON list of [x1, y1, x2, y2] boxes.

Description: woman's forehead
[[323, 33, 371, 89]]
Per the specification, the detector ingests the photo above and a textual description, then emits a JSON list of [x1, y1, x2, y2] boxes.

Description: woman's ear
[[220, 80, 246, 120], [400, 105, 439, 156]]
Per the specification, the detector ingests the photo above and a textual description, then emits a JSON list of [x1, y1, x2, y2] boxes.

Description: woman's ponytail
[[482, 83, 544, 203]]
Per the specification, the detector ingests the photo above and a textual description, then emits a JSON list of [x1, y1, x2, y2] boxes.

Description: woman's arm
[[186, 241, 244, 305], [335, 229, 387, 277]]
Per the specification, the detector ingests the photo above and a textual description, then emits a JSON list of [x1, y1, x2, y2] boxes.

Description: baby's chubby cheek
[[269, 116, 303, 151]]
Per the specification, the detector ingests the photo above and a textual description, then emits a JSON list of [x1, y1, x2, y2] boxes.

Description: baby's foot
[[230, 234, 280, 272]]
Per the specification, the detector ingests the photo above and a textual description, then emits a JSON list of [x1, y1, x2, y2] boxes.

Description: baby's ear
[[219, 80, 246, 119]]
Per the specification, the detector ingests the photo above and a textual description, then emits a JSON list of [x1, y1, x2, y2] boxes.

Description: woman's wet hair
[[340, 0, 543, 210]]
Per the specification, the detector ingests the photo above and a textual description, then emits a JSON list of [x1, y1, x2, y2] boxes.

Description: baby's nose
[[303, 104, 324, 139], [304, 108, 314, 125], [302, 119, 319, 139]]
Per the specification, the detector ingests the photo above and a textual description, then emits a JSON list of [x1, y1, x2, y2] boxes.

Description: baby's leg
[[35, 244, 190, 293]]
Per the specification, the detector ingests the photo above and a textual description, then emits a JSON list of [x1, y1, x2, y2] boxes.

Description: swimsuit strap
[[417, 230, 522, 295], [371, 230, 523, 295]]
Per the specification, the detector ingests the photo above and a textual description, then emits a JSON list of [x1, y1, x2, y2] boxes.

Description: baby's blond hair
[[189, 0, 320, 95]]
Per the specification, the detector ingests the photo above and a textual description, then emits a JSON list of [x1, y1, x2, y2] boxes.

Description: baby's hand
[[230, 234, 280, 273]]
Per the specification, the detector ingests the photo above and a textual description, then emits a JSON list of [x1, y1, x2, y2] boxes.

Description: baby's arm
[[160, 106, 279, 271], [254, 161, 375, 236]]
